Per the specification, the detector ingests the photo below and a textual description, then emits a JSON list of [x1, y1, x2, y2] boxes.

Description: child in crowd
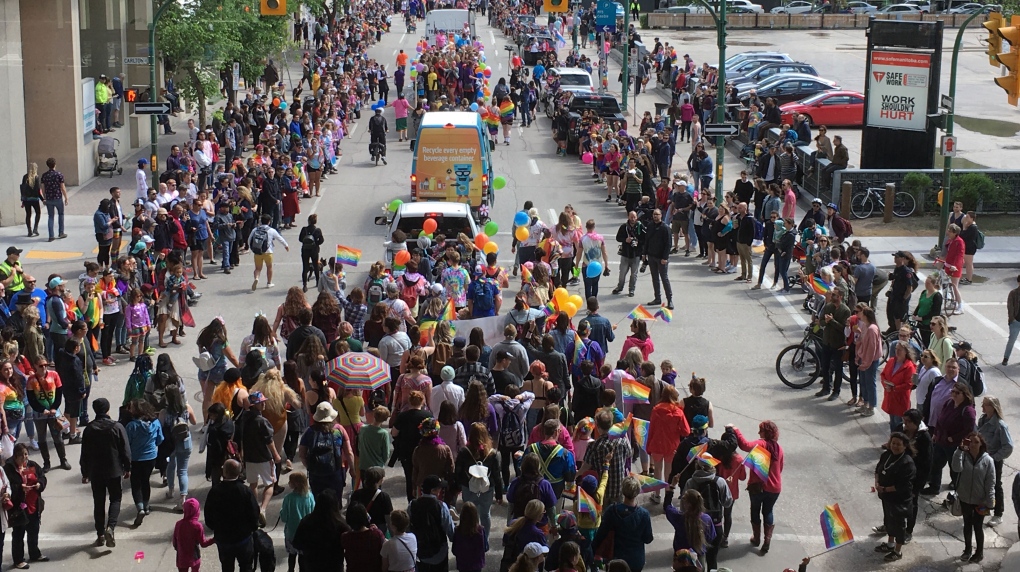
[[358, 406, 393, 481], [124, 288, 151, 360], [172, 498, 215, 572], [572, 418, 594, 469], [380, 509, 418, 572], [660, 360, 677, 388], [575, 451, 611, 543], [279, 472, 315, 572], [451, 501, 487, 572]]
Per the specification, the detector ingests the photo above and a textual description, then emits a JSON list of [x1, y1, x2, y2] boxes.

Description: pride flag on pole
[[654, 307, 673, 323], [607, 413, 632, 439], [743, 444, 772, 481], [687, 442, 708, 463], [820, 503, 855, 551], [632, 417, 649, 451], [440, 299, 456, 321], [335, 245, 362, 267], [627, 305, 655, 320], [630, 472, 669, 493], [621, 376, 651, 402], [578, 487, 601, 515]]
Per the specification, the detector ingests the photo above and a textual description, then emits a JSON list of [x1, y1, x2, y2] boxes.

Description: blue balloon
[[279, 101, 288, 111], [687, 184, 695, 193], [513, 211, 529, 227], [470, 103, 479, 111], [476, 72, 484, 79], [377, 99, 386, 107], [585, 261, 603, 278]]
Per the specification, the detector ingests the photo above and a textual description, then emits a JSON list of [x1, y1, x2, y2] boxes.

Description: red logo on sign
[[873, 72, 886, 83]]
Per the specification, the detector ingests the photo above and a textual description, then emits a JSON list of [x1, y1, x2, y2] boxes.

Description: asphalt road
[[15, 16, 1020, 572]]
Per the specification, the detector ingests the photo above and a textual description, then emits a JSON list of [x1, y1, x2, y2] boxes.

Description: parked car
[[771, 1, 815, 14], [719, 53, 793, 77], [905, 0, 932, 12], [708, 0, 764, 12], [779, 90, 866, 127], [654, 5, 710, 13], [846, 1, 878, 13], [738, 73, 839, 105], [729, 6, 758, 12], [877, 4, 922, 12], [729, 62, 819, 90], [947, 2, 998, 13]]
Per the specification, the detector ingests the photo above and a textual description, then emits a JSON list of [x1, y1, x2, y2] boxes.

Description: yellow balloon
[[553, 287, 569, 308], [514, 226, 530, 242], [568, 294, 584, 310], [563, 301, 578, 318], [483, 241, 498, 255]]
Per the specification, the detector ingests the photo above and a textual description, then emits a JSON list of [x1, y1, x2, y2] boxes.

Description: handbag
[[747, 481, 764, 495], [950, 494, 963, 517], [7, 506, 28, 528]]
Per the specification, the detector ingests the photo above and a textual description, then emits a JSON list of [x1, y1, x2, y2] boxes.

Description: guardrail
[[647, 12, 986, 30]]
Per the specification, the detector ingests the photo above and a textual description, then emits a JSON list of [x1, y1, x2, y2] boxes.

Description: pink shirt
[[392, 98, 411, 120], [782, 188, 797, 219]]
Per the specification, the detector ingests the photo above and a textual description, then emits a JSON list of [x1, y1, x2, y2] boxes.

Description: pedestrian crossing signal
[[124, 88, 137, 103], [260, 0, 287, 16]]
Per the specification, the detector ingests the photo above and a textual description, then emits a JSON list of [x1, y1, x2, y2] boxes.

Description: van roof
[[397, 202, 473, 216], [420, 111, 482, 128]]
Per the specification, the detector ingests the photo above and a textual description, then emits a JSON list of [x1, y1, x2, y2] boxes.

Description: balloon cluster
[[474, 232, 499, 254], [550, 286, 585, 318], [371, 99, 386, 111]]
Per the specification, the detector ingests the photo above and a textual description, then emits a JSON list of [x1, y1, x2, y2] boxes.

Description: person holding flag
[[729, 420, 785, 555]]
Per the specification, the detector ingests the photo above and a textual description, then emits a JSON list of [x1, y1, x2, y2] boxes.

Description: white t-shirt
[[381, 532, 418, 571]]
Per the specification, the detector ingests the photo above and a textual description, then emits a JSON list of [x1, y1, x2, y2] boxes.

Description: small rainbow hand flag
[[654, 307, 673, 323], [540, 301, 556, 317], [632, 417, 649, 451], [627, 305, 655, 320], [520, 265, 534, 284], [694, 451, 720, 467], [578, 486, 601, 515], [440, 299, 457, 322], [499, 101, 515, 117], [820, 503, 855, 551], [809, 274, 832, 295], [687, 442, 708, 463], [743, 444, 772, 481], [621, 375, 651, 403], [335, 245, 362, 267], [607, 413, 632, 438], [630, 472, 669, 494]]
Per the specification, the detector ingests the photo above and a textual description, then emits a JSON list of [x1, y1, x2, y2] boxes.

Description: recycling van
[[409, 111, 494, 220]]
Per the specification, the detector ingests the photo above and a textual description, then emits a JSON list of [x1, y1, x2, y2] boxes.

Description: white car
[[708, 0, 764, 13], [878, 3, 922, 12], [548, 68, 595, 93], [904, 0, 932, 12], [375, 202, 480, 246], [770, 1, 814, 14], [846, 1, 878, 13]]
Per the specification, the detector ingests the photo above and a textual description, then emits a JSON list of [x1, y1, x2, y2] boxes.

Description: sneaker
[[861, 407, 875, 417], [612, 289, 622, 295], [59, 460, 72, 470], [969, 552, 983, 563], [102, 357, 116, 366], [94, 535, 105, 547], [827, 393, 841, 402], [28, 440, 38, 451], [884, 551, 902, 561], [920, 486, 940, 496], [134, 511, 145, 527], [960, 549, 972, 562], [104, 527, 116, 548], [251, 278, 258, 291], [814, 388, 830, 397], [874, 543, 893, 553], [1003, 358, 1009, 366], [266, 283, 275, 288], [646, 299, 662, 306], [68, 434, 82, 445], [987, 515, 1003, 526], [165, 489, 174, 500], [872, 525, 887, 534], [145, 347, 156, 355], [650, 493, 661, 504], [258, 512, 267, 528], [903, 533, 912, 544]]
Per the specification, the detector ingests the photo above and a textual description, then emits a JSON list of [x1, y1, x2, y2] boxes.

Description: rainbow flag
[[820, 503, 855, 551], [607, 413, 632, 438], [654, 307, 673, 323], [578, 486, 601, 515], [630, 472, 669, 494], [419, 320, 454, 346], [743, 444, 772, 481], [540, 301, 556, 317], [621, 376, 651, 403], [627, 305, 655, 320], [499, 101, 515, 117], [482, 112, 499, 127], [687, 442, 708, 463], [808, 274, 832, 295], [440, 298, 456, 321], [335, 245, 362, 267], [84, 296, 102, 329], [520, 265, 534, 285], [694, 452, 720, 467], [632, 417, 649, 451]]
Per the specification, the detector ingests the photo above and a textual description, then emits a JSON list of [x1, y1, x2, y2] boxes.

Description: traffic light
[[260, 0, 286, 16], [995, 15, 1020, 107], [982, 12, 1005, 67]]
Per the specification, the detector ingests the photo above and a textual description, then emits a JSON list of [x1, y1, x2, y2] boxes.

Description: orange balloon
[[272, 97, 281, 106], [474, 233, 489, 248], [422, 218, 438, 235], [394, 250, 411, 266]]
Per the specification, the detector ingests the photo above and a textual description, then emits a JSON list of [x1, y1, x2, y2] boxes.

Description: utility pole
[[936, 8, 987, 251], [148, 0, 176, 173], [621, 4, 630, 112], [695, 0, 726, 202]]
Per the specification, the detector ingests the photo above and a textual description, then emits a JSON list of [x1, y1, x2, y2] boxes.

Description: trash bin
[[654, 102, 669, 118]]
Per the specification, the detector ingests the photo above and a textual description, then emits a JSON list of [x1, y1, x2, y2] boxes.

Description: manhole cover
[[728, 40, 772, 47], [809, 32, 830, 37]]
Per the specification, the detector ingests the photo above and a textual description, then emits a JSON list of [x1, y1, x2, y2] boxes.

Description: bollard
[[840, 181, 852, 219], [883, 183, 895, 223]]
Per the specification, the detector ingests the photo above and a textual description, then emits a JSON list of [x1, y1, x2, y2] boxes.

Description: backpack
[[409, 495, 445, 559], [469, 279, 495, 313], [468, 459, 491, 494], [498, 400, 526, 449], [753, 218, 764, 242], [366, 277, 386, 306], [571, 375, 602, 421], [249, 226, 270, 255], [511, 476, 542, 519], [975, 227, 986, 250], [839, 215, 854, 238], [251, 529, 277, 572], [430, 342, 453, 378], [965, 357, 985, 396], [694, 477, 724, 525], [306, 426, 342, 476], [399, 275, 420, 310], [169, 409, 191, 443]]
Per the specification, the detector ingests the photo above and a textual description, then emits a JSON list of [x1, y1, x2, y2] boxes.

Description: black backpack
[[694, 477, 724, 525], [511, 476, 541, 520], [409, 495, 445, 559], [571, 375, 602, 422], [498, 400, 525, 449], [251, 529, 276, 572], [249, 226, 270, 255], [306, 427, 341, 477]]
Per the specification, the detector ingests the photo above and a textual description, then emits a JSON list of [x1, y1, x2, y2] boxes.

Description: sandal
[[171, 339, 181, 345], [158, 342, 168, 349]]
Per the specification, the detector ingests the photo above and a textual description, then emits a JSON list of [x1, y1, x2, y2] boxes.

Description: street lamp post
[[621, 4, 630, 113], [696, 0, 727, 202], [148, 0, 176, 173]]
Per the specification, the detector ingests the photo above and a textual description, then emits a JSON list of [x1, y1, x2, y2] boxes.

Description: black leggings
[[33, 417, 65, 466], [100, 311, 122, 358], [498, 444, 523, 487], [24, 201, 40, 234], [301, 249, 320, 288], [130, 458, 157, 511], [961, 501, 986, 553], [96, 235, 112, 268]]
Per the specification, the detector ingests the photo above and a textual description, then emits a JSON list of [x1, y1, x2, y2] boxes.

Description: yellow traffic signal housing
[[260, 0, 286, 16], [995, 15, 1020, 107], [544, 0, 568, 13], [983, 13, 1005, 66]]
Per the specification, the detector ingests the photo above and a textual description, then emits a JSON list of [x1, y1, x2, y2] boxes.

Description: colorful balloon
[[394, 250, 411, 266], [514, 211, 529, 226], [483, 68, 492, 78], [422, 218, 438, 234], [568, 294, 584, 310], [585, 261, 603, 278], [563, 302, 578, 318], [388, 199, 403, 212], [484, 221, 498, 236], [272, 97, 281, 106], [474, 233, 489, 248], [492, 176, 507, 190], [514, 226, 529, 242], [470, 103, 479, 111], [482, 241, 498, 255], [553, 288, 569, 308], [279, 101, 288, 111], [581, 152, 594, 164]]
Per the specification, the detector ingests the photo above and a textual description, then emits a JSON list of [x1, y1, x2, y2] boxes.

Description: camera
[[640, 260, 648, 273]]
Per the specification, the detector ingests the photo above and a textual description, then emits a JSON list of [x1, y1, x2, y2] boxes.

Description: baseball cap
[[138, 158, 148, 165], [47, 277, 64, 289], [421, 474, 445, 493], [523, 543, 549, 559], [892, 250, 908, 258], [692, 414, 710, 430], [248, 391, 268, 405], [556, 511, 577, 531], [141, 235, 155, 244], [133, 198, 145, 206], [953, 341, 973, 351]]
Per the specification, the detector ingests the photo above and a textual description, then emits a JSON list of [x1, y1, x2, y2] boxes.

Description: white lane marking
[[494, 48, 498, 56], [393, 49, 398, 55], [528, 159, 540, 175], [400, 33, 406, 44], [518, 125, 524, 136], [958, 301, 1005, 306], [771, 289, 810, 328], [489, 30, 496, 44], [498, 62, 503, 70], [348, 122, 358, 136]]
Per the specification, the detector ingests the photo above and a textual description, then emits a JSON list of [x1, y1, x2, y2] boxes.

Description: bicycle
[[884, 319, 926, 360], [850, 185, 916, 219], [776, 319, 851, 389], [932, 257, 959, 314]]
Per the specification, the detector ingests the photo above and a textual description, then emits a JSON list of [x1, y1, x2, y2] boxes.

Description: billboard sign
[[867, 50, 931, 132]]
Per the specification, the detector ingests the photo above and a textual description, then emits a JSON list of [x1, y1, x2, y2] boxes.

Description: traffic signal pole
[[936, 8, 987, 251], [148, 0, 176, 173], [621, 6, 629, 113], [696, 0, 726, 202]]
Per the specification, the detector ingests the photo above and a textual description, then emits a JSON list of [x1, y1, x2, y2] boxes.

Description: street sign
[[940, 94, 954, 112], [703, 123, 740, 137], [940, 135, 958, 157], [133, 101, 171, 115], [124, 57, 149, 65], [595, 0, 616, 27], [599, 24, 617, 33]]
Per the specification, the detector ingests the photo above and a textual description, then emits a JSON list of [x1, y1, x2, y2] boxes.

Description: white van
[[425, 9, 476, 39]]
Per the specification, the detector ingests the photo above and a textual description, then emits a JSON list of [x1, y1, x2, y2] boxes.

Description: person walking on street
[[80, 398, 131, 548], [643, 209, 674, 310], [1003, 275, 1020, 366], [204, 459, 261, 572], [576, 219, 609, 301], [613, 211, 644, 298], [40, 158, 68, 242], [248, 214, 289, 291], [814, 289, 850, 402], [730, 420, 784, 555]]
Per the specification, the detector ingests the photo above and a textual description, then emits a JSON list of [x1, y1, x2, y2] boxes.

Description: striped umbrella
[[326, 353, 391, 391]]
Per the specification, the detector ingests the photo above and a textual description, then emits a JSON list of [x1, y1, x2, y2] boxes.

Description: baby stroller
[[95, 136, 123, 177]]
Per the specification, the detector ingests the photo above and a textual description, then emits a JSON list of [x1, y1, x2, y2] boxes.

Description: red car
[[780, 90, 865, 128]]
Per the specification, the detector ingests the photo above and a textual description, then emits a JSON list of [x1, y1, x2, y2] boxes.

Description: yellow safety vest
[[0, 261, 24, 293]]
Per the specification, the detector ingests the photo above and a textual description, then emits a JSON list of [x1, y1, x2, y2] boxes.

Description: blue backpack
[[470, 279, 496, 313]]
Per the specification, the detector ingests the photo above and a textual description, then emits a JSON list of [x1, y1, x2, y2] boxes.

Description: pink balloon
[[581, 152, 594, 164]]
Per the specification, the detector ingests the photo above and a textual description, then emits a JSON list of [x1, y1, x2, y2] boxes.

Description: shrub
[[950, 172, 1005, 212]]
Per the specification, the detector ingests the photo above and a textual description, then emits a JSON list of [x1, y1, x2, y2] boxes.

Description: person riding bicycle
[[369, 107, 388, 165]]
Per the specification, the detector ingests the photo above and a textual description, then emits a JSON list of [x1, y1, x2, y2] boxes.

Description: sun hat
[[312, 401, 338, 423]]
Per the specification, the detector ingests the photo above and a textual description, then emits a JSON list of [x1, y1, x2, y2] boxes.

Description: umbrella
[[326, 353, 391, 391]]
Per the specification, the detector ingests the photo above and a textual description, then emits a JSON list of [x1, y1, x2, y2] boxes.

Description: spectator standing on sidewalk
[[41, 159, 68, 242], [1003, 275, 1020, 366], [735, 203, 754, 284]]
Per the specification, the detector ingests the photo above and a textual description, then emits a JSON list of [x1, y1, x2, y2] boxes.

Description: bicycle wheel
[[850, 193, 874, 219], [893, 192, 917, 218], [942, 281, 957, 314], [776, 344, 820, 389]]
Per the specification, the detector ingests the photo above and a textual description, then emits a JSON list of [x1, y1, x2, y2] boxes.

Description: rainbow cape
[[654, 307, 673, 323], [621, 375, 651, 402], [499, 101, 515, 117], [607, 413, 632, 438], [743, 444, 772, 481], [632, 417, 649, 451], [820, 503, 855, 551], [630, 472, 669, 493], [335, 245, 362, 267], [482, 112, 500, 127], [84, 296, 102, 329], [578, 487, 601, 515], [627, 305, 655, 320]]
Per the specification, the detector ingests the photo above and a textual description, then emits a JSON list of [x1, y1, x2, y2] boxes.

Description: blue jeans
[[756, 246, 774, 286], [775, 255, 792, 290], [166, 436, 192, 496], [889, 414, 902, 432], [219, 241, 232, 269], [1005, 320, 1020, 362], [45, 200, 64, 239], [461, 487, 495, 538], [750, 490, 780, 526], [582, 267, 600, 300], [859, 358, 880, 408]]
